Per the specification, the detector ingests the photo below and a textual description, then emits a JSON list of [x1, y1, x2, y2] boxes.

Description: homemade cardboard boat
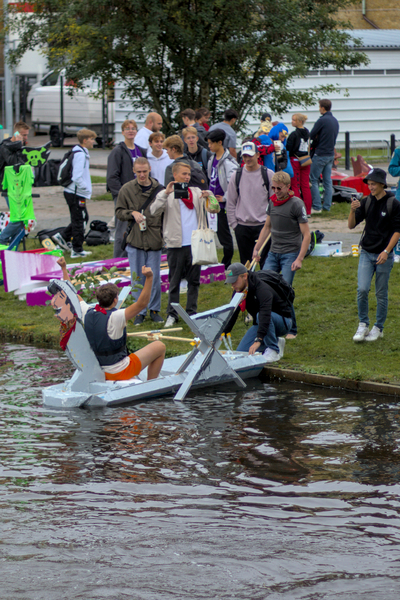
[[43, 281, 267, 409]]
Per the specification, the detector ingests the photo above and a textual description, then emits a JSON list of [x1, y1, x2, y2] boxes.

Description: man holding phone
[[150, 162, 216, 328]]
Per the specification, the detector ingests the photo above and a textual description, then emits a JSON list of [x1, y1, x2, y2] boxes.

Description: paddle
[[127, 327, 183, 337], [244, 233, 271, 271]]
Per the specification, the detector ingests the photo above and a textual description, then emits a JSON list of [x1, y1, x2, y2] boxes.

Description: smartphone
[[174, 182, 189, 200]]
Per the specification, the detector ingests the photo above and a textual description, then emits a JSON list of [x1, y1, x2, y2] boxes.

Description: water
[[1, 342, 400, 599]]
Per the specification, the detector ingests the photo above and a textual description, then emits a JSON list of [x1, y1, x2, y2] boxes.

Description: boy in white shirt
[[63, 128, 96, 258], [147, 132, 173, 186]]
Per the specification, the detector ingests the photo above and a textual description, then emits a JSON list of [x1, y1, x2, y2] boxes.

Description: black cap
[[261, 112, 272, 122], [225, 263, 248, 283], [205, 128, 226, 143], [363, 167, 387, 188]]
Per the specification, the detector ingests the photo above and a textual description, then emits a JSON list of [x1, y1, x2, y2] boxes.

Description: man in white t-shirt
[[56, 257, 166, 380], [150, 162, 216, 328], [134, 113, 163, 149]]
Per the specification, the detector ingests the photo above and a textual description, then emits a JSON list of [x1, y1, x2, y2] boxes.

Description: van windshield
[[41, 71, 60, 87]]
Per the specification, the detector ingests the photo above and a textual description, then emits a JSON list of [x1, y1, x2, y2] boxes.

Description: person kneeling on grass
[[222, 263, 293, 363], [56, 257, 165, 380]]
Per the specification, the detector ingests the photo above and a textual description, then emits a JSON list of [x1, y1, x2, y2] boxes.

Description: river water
[[1, 342, 400, 599]]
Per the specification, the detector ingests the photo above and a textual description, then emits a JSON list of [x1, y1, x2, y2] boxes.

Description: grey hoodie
[[207, 150, 238, 200]]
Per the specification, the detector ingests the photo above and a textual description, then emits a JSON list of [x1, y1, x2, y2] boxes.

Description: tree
[[7, 0, 367, 131]]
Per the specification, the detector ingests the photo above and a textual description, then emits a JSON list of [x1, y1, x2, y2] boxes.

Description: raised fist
[[142, 266, 153, 278]]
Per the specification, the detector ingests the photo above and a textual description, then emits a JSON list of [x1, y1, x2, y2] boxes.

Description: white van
[[30, 69, 115, 146]]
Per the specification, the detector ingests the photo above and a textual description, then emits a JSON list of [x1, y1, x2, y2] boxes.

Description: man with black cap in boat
[[349, 167, 400, 342], [222, 263, 293, 363]]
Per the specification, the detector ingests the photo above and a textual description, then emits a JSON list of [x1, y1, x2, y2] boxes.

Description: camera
[[174, 182, 189, 200]]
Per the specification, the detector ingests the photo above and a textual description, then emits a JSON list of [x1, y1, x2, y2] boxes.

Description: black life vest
[[84, 308, 128, 367]]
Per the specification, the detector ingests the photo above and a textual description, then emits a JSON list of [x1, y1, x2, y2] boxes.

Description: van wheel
[[50, 126, 63, 147]]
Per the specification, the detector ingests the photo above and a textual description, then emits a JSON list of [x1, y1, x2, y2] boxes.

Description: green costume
[[2, 165, 35, 223]]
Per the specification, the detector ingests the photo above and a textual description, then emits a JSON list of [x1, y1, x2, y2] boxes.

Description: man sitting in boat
[[54, 257, 166, 380], [223, 263, 293, 363]]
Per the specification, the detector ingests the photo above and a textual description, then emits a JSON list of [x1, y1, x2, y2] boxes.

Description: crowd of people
[[84, 101, 400, 379], [2, 101, 399, 384]]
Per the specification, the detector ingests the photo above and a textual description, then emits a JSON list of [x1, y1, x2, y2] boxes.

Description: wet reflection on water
[[1, 342, 400, 599]]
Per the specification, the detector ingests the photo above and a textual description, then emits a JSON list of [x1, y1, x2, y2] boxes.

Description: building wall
[[337, 1, 400, 29], [242, 48, 400, 146]]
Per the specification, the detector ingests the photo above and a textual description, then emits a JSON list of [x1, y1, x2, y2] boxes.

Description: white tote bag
[[191, 206, 218, 265]]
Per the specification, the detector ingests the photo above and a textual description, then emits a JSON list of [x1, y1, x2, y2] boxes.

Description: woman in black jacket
[[286, 114, 312, 215], [106, 119, 146, 257]]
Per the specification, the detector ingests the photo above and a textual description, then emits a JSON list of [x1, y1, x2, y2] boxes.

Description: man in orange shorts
[[55, 257, 165, 380]]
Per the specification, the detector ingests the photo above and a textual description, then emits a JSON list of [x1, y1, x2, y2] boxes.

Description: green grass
[[92, 191, 113, 201], [336, 146, 391, 166], [311, 201, 351, 221], [91, 175, 107, 184], [2, 242, 400, 385]]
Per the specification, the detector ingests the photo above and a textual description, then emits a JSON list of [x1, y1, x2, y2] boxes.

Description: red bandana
[[180, 188, 194, 210], [270, 189, 294, 207], [59, 318, 77, 351], [95, 304, 107, 315]]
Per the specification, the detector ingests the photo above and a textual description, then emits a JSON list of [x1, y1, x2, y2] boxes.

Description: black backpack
[[36, 226, 68, 244], [235, 165, 270, 196], [255, 269, 295, 309], [34, 159, 61, 187], [188, 163, 208, 190], [57, 147, 84, 187], [85, 220, 110, 246]]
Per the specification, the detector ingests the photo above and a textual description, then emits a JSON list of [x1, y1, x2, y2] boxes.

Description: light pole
[[3, 0, 14, 136]]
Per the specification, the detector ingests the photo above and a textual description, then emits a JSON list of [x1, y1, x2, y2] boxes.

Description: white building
[[245, 30, 400, 146]]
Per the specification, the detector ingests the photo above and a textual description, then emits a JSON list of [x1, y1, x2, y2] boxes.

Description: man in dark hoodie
[[223, 263, 293, 363], [349, 168, 400, 343], [0, 121, 30, 244], [107, 119, 147, 257]]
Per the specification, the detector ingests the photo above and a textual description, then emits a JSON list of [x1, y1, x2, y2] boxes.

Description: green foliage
[[91, 175, 107, 184], [69, 265, 142, 304], [7, 0, 368, 131]]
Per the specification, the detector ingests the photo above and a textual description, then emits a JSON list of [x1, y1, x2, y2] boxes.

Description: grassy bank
[[1, 239, 400, 384]]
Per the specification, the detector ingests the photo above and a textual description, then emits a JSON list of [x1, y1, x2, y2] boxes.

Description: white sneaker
[[244, 314, 253, 325], [365, 325, 383, 342], [353, 322, 369, 342], [70, 249, 92, 258], [164, 316, 177, 329], [278, 337, 286, 359], [311, 208, 322, 214], [262, 348, 280, 363], [52, 232, 71, 251], [394, 255, 400, 263]]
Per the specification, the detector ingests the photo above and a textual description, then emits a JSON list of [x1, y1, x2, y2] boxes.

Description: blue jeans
[[0, 220, 24, 244], [263, 251, 298, 335], [357, 249, 394, 330], [126, 245, 162, 316], [310, 154, 335, 211], [237, 313, 292, 354]]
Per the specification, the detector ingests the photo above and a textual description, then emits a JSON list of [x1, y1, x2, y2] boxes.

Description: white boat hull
[[42, 351, 266, 409]]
